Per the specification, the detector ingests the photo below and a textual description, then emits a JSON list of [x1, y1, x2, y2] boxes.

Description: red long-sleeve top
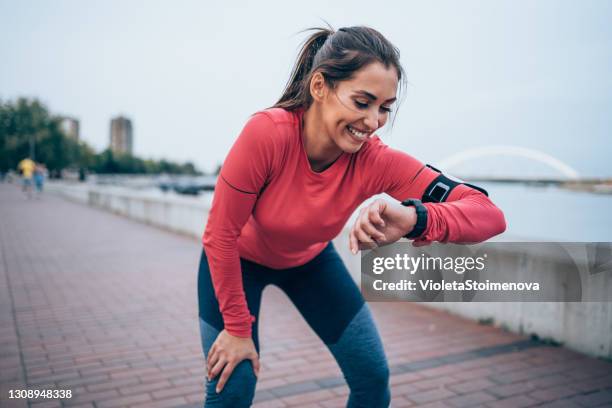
[[202, 107, 506, 337]]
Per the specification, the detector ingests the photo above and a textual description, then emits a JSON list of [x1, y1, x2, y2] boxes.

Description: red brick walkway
[[1, 183, 611, 408]]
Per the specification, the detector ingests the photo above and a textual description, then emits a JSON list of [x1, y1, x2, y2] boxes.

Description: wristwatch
[[401, 199, 428, 239]]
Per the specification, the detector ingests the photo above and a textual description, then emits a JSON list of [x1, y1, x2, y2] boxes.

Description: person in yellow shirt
[[17, 157, 36, 197]]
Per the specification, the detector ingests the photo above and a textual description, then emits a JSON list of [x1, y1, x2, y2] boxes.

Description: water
[[479, 182, 612, 242]]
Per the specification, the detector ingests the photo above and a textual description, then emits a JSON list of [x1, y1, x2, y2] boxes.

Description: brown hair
[[273, 24, 406, 120]]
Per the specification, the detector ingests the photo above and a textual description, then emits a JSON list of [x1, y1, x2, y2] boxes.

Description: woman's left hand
[[349, 199, 417, 254]]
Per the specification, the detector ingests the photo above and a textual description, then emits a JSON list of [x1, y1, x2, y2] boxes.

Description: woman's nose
[[363, 110, 379, 130]]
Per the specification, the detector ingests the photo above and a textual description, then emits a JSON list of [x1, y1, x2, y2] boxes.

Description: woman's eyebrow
[[355, 90, 397, 103]]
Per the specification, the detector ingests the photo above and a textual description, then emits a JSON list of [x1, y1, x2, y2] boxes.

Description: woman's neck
[[302, 105, 343, 172]]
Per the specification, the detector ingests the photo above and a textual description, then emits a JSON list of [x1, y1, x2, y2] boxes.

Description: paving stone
[[1, 184, 611, 408]]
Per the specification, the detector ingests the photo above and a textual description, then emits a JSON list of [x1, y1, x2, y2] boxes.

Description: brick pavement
[[1, 183, 611, 408]]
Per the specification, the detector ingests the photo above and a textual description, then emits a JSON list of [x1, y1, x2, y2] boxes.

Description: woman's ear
[[309, 71, 327, 102]]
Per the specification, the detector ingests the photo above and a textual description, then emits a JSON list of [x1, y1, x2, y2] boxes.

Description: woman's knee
[[327, 304, 391, 405], [369, 358, 390, 387], [347, 360, 390, 407], [349, 353, 390, 391], [204, 359, 257, 407], [369, 361, 391, 405]]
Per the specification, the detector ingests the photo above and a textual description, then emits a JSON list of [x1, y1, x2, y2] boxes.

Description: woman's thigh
[[197, 249, 267, 351]]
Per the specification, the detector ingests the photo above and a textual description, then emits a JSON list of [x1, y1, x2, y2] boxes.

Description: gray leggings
[[197, 242, 391, 407]]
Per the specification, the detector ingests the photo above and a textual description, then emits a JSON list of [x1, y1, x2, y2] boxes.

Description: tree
[[0, 98, 50, 172], [0, 97, 202, 176]]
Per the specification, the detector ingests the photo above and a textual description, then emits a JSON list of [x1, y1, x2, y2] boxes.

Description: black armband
[[422, 164, 489, 203]]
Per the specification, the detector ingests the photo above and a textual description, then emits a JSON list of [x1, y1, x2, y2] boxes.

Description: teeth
[[347, 125, 368, 139]]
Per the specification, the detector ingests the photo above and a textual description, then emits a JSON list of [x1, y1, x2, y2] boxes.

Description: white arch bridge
[[437, 145, 581, 182]]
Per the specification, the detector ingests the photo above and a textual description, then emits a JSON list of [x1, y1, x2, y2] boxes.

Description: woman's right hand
[[207, 329, 260, 393]]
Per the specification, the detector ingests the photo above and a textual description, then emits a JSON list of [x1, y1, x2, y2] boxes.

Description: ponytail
[[273, 27, 334, 111]]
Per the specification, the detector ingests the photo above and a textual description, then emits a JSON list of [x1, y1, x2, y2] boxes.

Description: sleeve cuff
[[224, 314, 256, 338]]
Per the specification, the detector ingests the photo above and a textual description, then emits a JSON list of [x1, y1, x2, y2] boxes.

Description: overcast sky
[[1, 0, 610, 177]]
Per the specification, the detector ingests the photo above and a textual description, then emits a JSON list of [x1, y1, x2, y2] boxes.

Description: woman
[[198, 25, 506, 407]]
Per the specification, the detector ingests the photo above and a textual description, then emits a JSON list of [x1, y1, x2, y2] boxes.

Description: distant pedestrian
[[34, 163, 46, 196], [17, 157, 36, 198]]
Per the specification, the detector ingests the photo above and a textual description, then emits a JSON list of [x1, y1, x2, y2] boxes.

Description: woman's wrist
[[401, 205, 418, 237]]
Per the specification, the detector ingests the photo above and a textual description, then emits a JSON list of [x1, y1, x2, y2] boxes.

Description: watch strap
[[401, 198, 428, 239]]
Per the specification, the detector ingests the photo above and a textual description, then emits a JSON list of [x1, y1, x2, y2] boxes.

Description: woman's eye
[[353, 100, 393, 113]]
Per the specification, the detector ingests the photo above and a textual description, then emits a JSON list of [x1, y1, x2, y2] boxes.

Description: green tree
[[36, 118, 81, 175], [0, 98, 50, 172]]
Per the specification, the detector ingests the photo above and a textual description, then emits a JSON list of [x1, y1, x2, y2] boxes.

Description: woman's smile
[[345, 124, 371, 143]]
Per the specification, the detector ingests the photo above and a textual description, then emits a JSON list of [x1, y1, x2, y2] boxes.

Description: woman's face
[[313, 61, 399, 154]]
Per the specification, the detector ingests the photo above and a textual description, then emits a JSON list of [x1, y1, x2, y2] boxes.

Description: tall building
[[110, 116, 133, 155], [60, 117, 80, 140]]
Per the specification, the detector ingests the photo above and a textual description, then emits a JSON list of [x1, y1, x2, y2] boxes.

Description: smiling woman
[[197, 25, 506, 407]]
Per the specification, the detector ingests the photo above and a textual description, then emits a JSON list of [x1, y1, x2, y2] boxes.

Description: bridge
[[434, 145, 612, 193]]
